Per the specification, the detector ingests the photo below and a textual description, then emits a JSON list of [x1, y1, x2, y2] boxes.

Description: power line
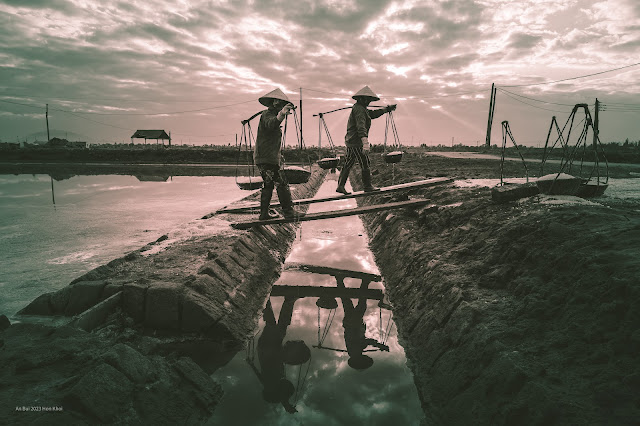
[[57, 109, 135, 132], [496, 88, 573, 113], [499, 62, 640, 88], [0, 99, 44, 109], [603, 102, 640, 106], [497, 88, 578, 106]]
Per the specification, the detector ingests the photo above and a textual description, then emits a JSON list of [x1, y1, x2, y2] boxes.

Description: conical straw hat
[[352, 85, 380, 101], [259, 88, 292, 107]]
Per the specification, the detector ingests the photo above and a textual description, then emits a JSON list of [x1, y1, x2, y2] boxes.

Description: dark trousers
[[343, 146, 371, 172], [257, 163, 294, 214], [338, 146, 371, 188]]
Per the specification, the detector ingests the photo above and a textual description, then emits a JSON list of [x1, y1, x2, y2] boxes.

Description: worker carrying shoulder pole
[[337, 86, 396, 194], [255, 88, 305, 221]]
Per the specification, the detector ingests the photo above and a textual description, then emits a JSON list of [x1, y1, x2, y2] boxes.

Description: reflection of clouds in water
[[0, 175, 50, 184], [209, 180, 422, 424], [297, 348, 421, 425], [286, 238, 378, 276], [212, 296, 421, 424], [0, 192, 46, 199], [47, 245, 104, 265], [63, 185, 140, 196]]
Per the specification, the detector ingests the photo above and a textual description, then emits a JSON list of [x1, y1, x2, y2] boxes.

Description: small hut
[[131, 130, 171, 146]]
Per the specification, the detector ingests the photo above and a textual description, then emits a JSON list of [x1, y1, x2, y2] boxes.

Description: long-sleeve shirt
[[254, 108, 282, 165], [344, 103, 386, 147]]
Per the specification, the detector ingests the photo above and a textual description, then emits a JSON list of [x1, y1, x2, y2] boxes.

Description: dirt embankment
[[0, 169, 326, 425], [353, 154, 640, 425]]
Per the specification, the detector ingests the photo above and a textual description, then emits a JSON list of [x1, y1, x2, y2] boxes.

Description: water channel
[[207, 176, 424, 425]]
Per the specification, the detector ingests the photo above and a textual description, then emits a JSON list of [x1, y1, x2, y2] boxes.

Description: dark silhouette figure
[[248, 298, 299, 413], [254, 88, 304, 220], [336, 85, 396, 194], [338, 277, 386, 370]]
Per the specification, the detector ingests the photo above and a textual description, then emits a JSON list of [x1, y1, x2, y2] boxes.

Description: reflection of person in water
[[338, 277, 387, 370], [248, 298, 298, 413]]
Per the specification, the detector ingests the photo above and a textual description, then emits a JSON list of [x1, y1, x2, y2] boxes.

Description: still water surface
[[0, 174, 247, 317], [208, 180, 424, 425], [1, 173, 424, 424]]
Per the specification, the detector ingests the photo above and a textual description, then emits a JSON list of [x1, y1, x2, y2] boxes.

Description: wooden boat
[[283, 165, 311, 184], [384, 151, 403, 163]]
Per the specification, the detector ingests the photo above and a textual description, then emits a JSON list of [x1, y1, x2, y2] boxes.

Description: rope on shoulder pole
[[235, 111, 265, 190], [383, 110, 403, 164]]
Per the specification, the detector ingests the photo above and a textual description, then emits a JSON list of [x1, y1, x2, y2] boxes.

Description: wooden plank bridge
[[219, 177, 452, 214], [230, 198, 435, 229]]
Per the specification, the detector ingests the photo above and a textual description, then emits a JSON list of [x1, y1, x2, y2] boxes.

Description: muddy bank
[[352, 154, 640, 425], [1, 168, 326, 425]]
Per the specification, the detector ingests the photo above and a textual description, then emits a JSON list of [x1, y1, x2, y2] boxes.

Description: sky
[[1, 0, 639, 147]]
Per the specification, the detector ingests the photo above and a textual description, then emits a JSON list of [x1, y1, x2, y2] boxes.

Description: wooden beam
[[284, 263, 381, 281], [219, 177, 451, 213], [230, 198, 434, 230], [270, 285, 383, 300]]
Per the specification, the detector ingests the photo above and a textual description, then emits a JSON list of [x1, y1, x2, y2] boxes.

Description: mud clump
[[354, 154, 640, 425], [0, 321, 224, 425]]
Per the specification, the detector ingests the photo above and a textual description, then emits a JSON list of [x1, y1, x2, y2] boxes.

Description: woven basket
[[236, 176, 263, 190], [318, 157, 339, 170], [536, 173, 581, 195], [384, 151, 403, 163], [282, 340, 311, 365], [576, 182, 608, 198], [283, 166, 311, 184]]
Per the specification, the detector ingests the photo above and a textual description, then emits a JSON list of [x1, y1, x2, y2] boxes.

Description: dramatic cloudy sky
[[1, 0, 639, 146]]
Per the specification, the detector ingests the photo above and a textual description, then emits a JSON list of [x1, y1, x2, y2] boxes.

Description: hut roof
[[131, 130, 170, 139]]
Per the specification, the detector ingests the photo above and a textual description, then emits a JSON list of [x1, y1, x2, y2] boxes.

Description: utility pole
[[593, 98, 599, 148], [485, 83, 496, 147], [318, 113, 322, 149], [46, 103, 50, 142], [299, 88, 303, 149]]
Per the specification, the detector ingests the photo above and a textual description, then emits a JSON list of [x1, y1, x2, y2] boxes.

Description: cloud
[[0, 0, 638, 145], [508, 32, 543, 50]]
